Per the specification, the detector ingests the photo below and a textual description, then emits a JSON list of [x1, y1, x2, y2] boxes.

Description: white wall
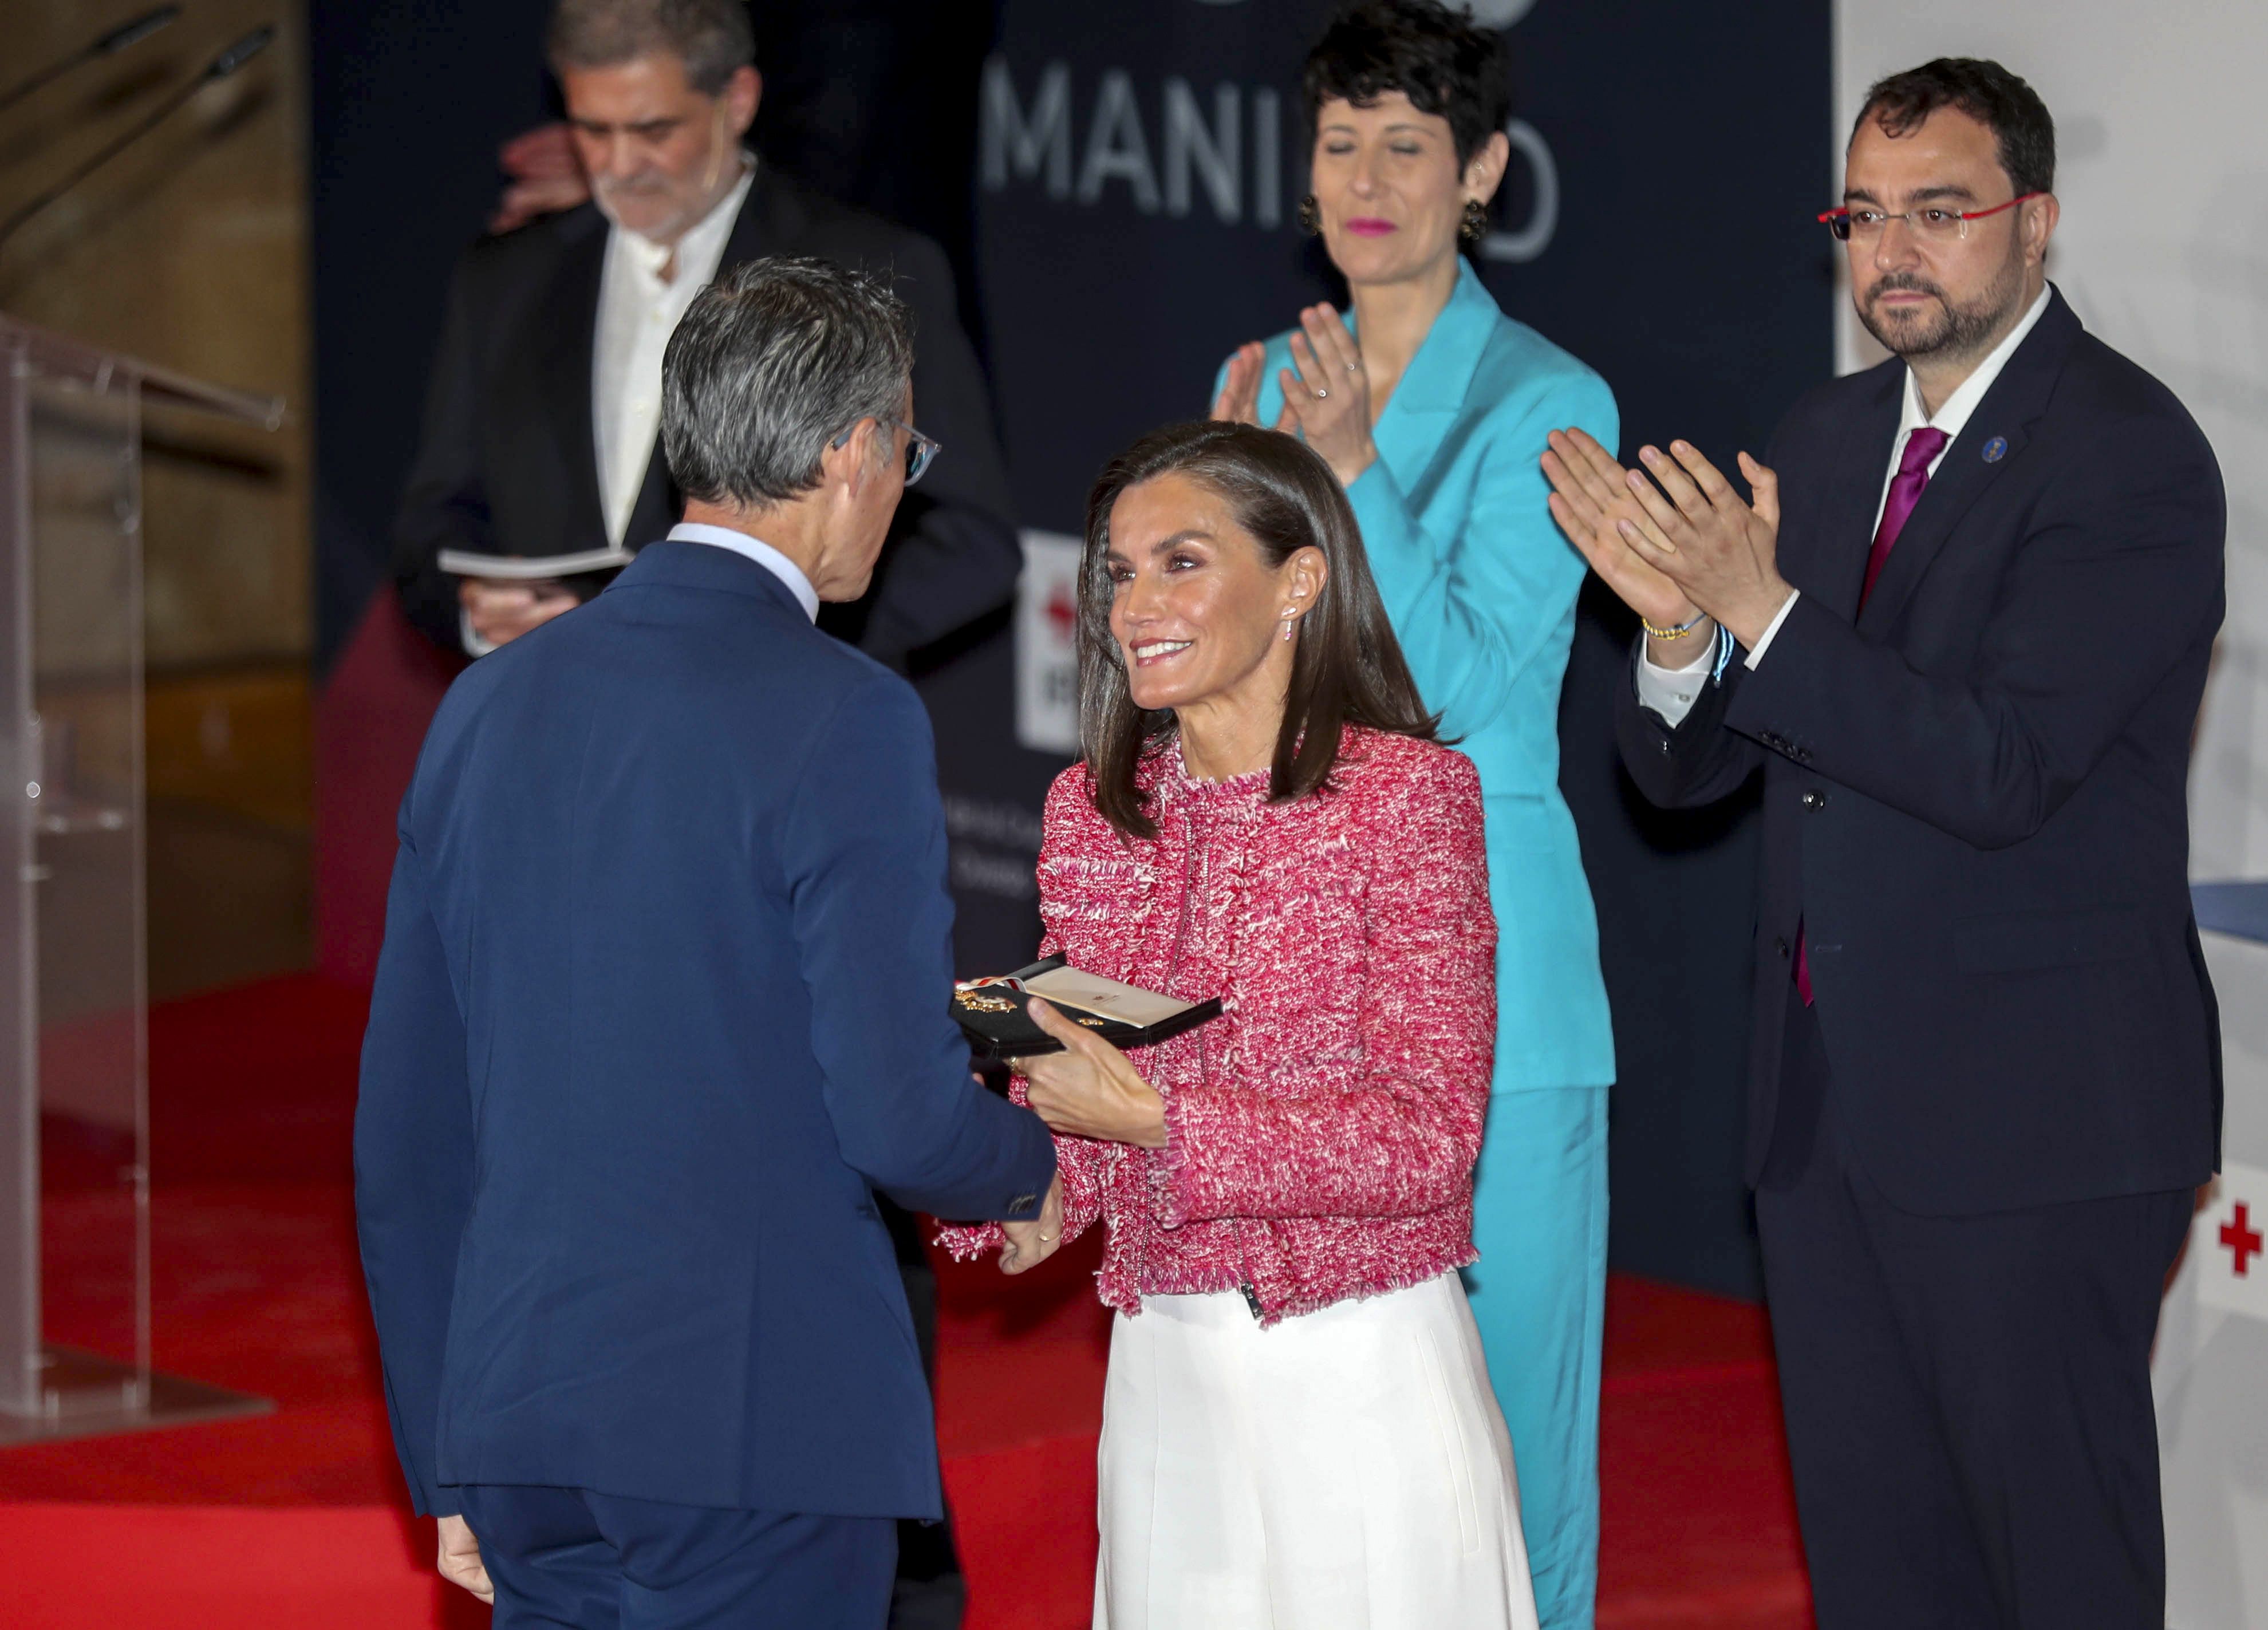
[[1833, 2, 2268, 882]]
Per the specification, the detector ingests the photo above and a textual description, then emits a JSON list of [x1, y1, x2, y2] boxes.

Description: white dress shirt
[[1637, 283, 2055, 724], [665, 521, 819, 622], [460, 161, 756, 657], [593, 161, 756, 548]]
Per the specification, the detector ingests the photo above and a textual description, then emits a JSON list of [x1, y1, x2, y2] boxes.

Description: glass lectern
[[0, 314, 281, 1442]]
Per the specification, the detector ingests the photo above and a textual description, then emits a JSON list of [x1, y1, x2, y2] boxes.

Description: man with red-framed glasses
[[1544, 56, 2223, 1630]]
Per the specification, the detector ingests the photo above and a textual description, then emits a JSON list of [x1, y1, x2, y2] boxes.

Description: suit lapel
[[1858, 291, 2080, 634], [541, 213, 612, 546], [1369, 259, 1496, 496], [1800, 363, 1903, 623], [719, 166, 786, 266]]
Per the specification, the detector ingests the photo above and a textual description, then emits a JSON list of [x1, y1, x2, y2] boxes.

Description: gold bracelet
[[1642, 611, 1709, 640]]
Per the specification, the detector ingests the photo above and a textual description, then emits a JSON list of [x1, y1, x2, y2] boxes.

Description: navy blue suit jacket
[[1617, 290, 2224, 1215], [355, 540, 1056, 1520]]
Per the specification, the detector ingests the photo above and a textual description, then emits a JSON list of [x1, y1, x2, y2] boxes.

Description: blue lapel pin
[[1982, 435, 2008, 463]]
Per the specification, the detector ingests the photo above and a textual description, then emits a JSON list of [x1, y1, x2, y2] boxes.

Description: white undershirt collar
[[666, 522, 820, 622]]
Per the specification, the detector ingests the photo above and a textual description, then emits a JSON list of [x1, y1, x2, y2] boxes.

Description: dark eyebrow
[[1105, 528, 1214, 565], [571, 116, 683, 136], [1843, 183, 1981, 206], [1150, 528, 1214, 552]]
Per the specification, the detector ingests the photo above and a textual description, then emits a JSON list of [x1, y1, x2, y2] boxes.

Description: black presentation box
[[953, 956, 1221, 1060]]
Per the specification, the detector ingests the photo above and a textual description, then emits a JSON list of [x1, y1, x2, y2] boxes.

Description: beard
[[591, 171, 701, 243], [1855, 239, 2028, 364]]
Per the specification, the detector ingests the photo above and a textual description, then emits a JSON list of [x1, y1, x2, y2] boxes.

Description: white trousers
[[1094, 1272, 1540, 1630]]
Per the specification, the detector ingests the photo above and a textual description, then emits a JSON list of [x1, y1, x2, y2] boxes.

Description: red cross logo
[[2222, 1202, 2265, 1278], [1045, 583, 1078, 644]]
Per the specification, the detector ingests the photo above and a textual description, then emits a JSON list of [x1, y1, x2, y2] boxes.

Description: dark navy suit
[[1616, 291, 2223, 1629], [356, 540, 1055, 1624]]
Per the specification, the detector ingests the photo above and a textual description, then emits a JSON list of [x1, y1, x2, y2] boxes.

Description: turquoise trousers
[[1463, 1086, 1609, 1630]]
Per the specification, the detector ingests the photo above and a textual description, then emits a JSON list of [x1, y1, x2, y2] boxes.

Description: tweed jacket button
[[1801, 790, 1826, 811]]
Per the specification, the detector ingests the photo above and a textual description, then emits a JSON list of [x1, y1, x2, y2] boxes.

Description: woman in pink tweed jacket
[[941, 421, 1536, 1629]]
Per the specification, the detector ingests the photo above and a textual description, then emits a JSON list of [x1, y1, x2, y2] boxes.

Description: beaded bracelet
[[1641, 610, 1710, 640]]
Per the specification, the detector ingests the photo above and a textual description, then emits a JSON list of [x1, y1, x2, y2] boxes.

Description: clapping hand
[[1021, 1000, 1169, 1149], [1543, 428, 1792, 653], [1210, 340, 1274, 428], [1210, 306, 1378, 488], [1543, 429, 1696, 633]]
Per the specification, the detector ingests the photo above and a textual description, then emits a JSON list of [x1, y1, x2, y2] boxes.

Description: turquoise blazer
[[1227, 261, 1617, 1090]]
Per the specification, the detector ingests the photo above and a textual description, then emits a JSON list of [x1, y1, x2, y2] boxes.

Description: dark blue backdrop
[[305, 0, 1832, 1299]]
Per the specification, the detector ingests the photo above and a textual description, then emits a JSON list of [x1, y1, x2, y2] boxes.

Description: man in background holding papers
[[356, 254, 1056, 1628], [392, 0, 1016, 665]]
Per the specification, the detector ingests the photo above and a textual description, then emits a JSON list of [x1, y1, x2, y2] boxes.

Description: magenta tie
[[1861, 427, 1949, 607], [1796, 425, 1950, 1005]]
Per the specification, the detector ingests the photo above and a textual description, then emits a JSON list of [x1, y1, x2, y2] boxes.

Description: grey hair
[[546, 0, 755, 96], [661, 256, 915, 509]]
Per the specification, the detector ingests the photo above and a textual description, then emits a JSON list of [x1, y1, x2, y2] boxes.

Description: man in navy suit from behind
[[1545, 58, 2222, 1630], [355, 255, 1060, 1628]]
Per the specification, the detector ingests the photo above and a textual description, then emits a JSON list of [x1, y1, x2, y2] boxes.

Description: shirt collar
[[1898, 282, 2054, 444], [612, 157, 754, 289], [665, 520, 819, 622]]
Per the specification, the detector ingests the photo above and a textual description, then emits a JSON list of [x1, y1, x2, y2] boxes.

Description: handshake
[[973, 998, 1167, 1274]]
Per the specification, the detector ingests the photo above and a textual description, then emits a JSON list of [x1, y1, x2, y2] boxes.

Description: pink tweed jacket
[[940, 725, 1497, 1324]]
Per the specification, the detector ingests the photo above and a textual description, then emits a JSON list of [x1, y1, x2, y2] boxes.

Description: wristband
[[1641, 610, 1709, 640]]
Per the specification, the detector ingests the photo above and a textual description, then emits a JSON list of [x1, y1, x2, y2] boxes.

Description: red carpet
[[0, 974, 1812, 1628]]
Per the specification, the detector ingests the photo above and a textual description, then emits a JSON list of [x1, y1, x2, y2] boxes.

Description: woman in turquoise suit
[[1211, 3, 1615, 1624]]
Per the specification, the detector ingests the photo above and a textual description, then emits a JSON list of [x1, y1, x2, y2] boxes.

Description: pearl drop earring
[[1281, 616, 1296, 642]]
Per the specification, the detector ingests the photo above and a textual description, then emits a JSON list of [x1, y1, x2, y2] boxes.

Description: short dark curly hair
[[1303, 0, 1510, 171], [1854, 57, 2056, 198]]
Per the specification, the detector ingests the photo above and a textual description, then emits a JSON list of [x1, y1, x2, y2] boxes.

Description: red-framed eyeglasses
[[1817, 192, 2043, 242]]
